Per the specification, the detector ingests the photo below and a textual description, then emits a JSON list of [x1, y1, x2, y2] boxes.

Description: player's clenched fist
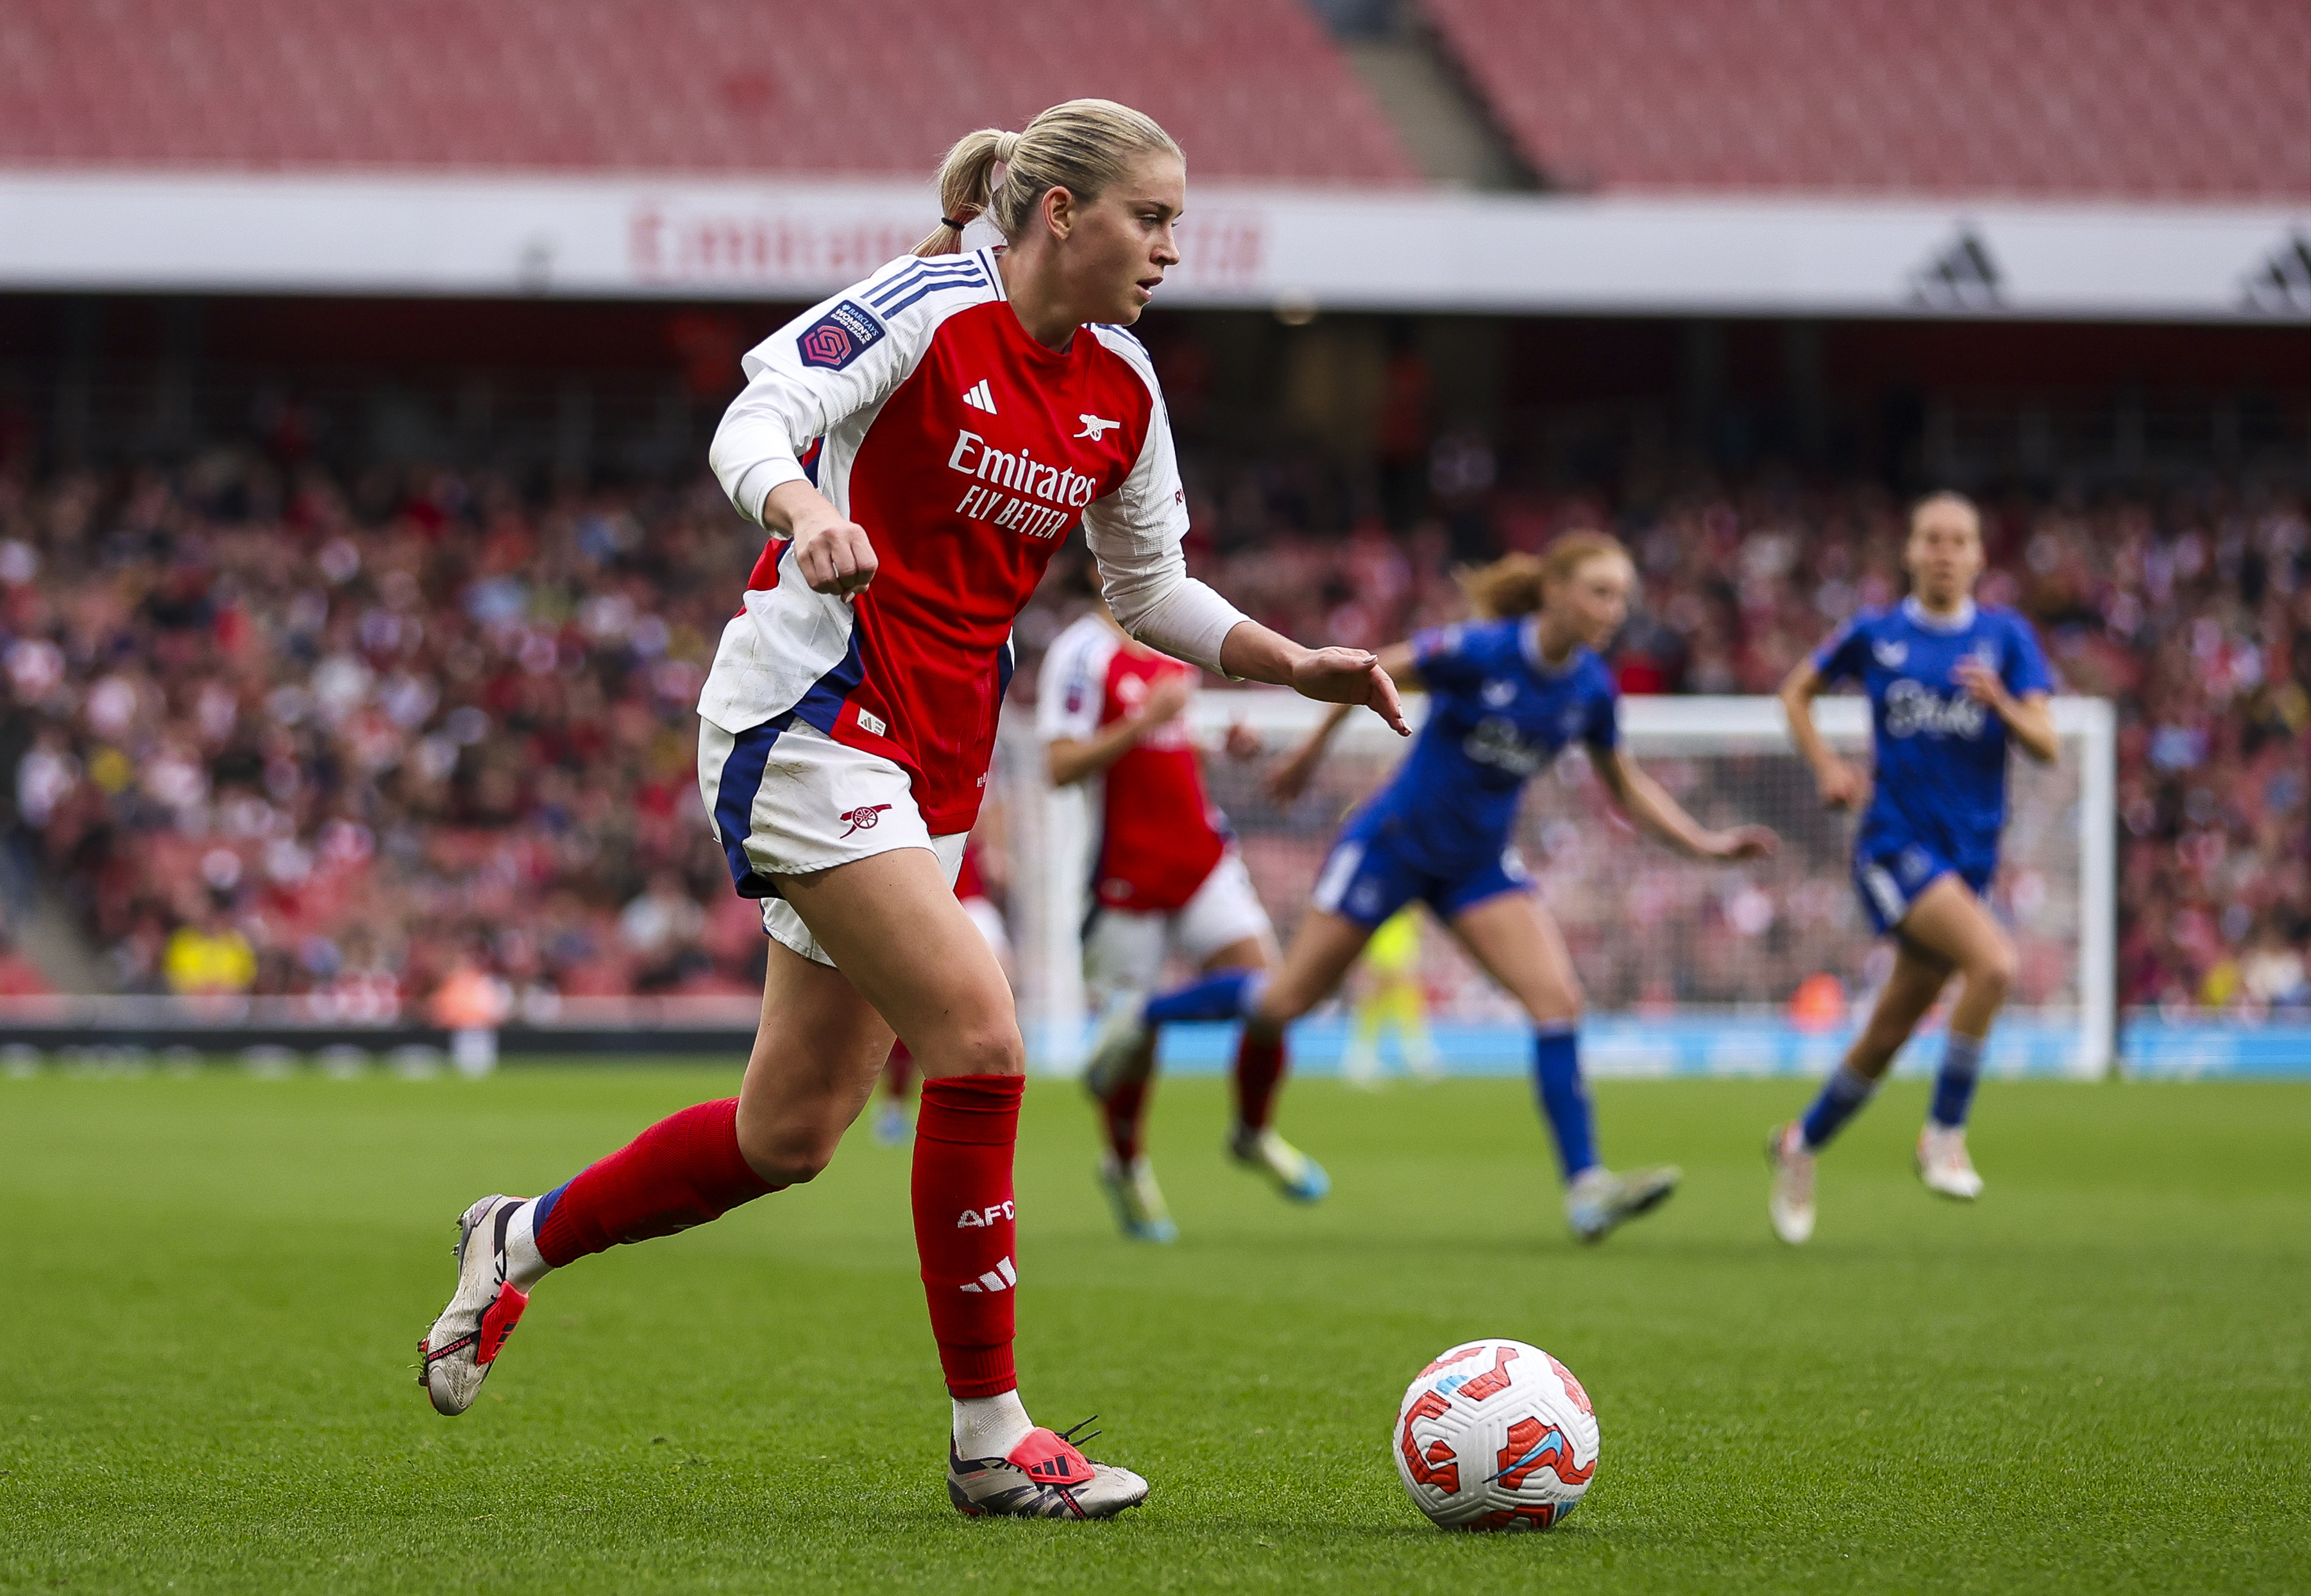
[[759, 480, 879, 598], [1810, 754, 1868, 811], [790, 510, 879, 597]]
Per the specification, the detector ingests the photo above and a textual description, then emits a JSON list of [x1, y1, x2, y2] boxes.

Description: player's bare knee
[[1969, 940, 2018, 1003], [926, 1015, 1026, 1079], [1526, 977, 1584, 1029], [735, 1113, 842, 1186], [1250, 994, 1293, 1029], [1251, 975, 1314, 1028]]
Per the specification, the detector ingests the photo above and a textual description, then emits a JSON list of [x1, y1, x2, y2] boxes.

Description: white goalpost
[[998, 693, 2115, 1081]]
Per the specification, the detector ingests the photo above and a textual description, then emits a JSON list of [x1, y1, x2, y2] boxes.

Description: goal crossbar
[[998, 693, 2115, 1079]]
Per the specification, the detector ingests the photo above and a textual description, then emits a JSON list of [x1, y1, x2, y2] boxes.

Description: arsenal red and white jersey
[[1038, 613, 1230, 915], [704, 249, 1203, 836]]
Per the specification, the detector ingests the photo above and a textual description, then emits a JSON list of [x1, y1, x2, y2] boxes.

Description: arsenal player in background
[[1042, 588, 1328, 1247], [414, 98, 1405, 1520]]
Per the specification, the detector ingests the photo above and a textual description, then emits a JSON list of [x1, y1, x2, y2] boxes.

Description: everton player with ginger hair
[[1087, 534, 1777, 1243], [1040, 586, 1314, 1246], [1766, 492, 2056, 1244], [415, 98, 1405, 1519]]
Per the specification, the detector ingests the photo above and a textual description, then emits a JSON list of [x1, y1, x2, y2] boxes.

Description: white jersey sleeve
[[1036, 615, 1120, 744], [1081, 326, 1250, 676], [708, 251, 999, 526]]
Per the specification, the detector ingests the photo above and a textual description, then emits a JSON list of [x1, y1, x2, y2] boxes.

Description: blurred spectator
[[429, 952, 512, 1031], [618, 868, 710, 991], [162, 896, 256, 995], [0, 930, 53, 996]]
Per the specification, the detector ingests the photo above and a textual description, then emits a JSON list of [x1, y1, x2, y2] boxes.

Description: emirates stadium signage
[[0, 171, 2302, 321]]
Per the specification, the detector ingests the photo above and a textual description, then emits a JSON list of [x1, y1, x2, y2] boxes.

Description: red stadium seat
[[0, 0, 1420, 184], [1418, 0, 2311, 199]]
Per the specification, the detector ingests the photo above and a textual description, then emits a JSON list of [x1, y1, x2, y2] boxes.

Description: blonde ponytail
[[916, 128, 1006, 256], [915, 99, 1181, 258], [1455, 553, 1549, 621], [1455, 532, 1631, 620]]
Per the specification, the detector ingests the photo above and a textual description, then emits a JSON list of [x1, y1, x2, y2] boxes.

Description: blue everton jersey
[[1354, 617, 1620, 876], [1813, 597, 2055, 873]]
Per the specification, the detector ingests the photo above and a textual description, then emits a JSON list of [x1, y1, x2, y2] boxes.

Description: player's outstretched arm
[[1593, 745, 1778, 862], [1778, 657, 1867, 809], [1265, 641, 1423, 802], [1220, 622, 1410, 735]]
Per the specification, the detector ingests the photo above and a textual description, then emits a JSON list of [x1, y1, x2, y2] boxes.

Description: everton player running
[[1766, 492, 2055, 1244], [1090, 535, 1776, 1243], [1040, 596, 1312, 1245], [414, 100, 1404, 1519]]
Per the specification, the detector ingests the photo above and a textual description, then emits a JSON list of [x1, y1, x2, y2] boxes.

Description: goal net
[[996, 693, 2114, 1080]]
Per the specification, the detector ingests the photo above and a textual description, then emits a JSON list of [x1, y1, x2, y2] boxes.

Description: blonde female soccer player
[[1766, 492, 2055, 1244], [1089, 535, 1776, 1243], [414, 99, 1404, 1521]]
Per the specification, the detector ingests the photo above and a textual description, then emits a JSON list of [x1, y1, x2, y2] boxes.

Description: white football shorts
[[1082, 848, 1274, 1002], [697, 714, 965, 969]]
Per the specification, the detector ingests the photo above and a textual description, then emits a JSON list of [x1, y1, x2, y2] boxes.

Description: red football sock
[[883, 1041, 917, 1101], [912, 1073, 1024, 1399], [1233, 1030, 1286, 1132], [532, 1098, 780, 1267], [1099, 1037, 1157, 1163], [1101, 1075, 1151, 1164]]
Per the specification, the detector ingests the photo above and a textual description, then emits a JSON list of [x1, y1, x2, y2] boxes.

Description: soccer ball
[[1393, 1338, 1599, 1531]]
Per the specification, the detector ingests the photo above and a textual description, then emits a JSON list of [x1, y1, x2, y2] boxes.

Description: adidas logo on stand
[[2239, 232, 2311, 315], [1908, 225, 2001, 311], [962, 379, 997, 414]]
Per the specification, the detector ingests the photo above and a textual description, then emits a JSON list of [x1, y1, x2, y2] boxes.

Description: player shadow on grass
[[1063, 1228, 1733, 1263], [1135, 1518, 1607, 1545]]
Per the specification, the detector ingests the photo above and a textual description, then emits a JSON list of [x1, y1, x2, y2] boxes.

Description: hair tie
[[941, 216, 970, 230]]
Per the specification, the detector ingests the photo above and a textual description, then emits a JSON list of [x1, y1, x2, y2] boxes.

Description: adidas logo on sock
[[962, 379, 997, 414], [958, 1256, 1017, 1293]]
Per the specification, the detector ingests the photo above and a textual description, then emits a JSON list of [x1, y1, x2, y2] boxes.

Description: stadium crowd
[[0, 449, 2301, 1018], [0, 457, 769, 1017]]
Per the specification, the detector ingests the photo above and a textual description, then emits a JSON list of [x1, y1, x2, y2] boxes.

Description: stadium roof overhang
[[1, 171, 2305, 323]]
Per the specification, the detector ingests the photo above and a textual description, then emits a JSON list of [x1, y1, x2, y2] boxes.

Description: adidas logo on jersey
[[963, 379, 997, 414]]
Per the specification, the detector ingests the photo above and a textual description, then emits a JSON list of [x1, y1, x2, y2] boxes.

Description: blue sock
[[1929, 1031, 1986, 1129], [1531, 1025, 1598, 1183], [1144, 968, 1264, 1026], [1799, 1064, 1877, 1150]]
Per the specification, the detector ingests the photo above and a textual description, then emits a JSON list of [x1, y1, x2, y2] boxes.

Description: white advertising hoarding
[[1, 170, 2305, 320]]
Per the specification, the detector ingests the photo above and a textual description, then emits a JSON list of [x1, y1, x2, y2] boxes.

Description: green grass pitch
[[2, 1064, 2305, 1593]]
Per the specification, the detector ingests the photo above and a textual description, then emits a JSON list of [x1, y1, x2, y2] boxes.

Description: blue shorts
[[1310, 822, 1531, 929], [1852, 839, 1993, 937]]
